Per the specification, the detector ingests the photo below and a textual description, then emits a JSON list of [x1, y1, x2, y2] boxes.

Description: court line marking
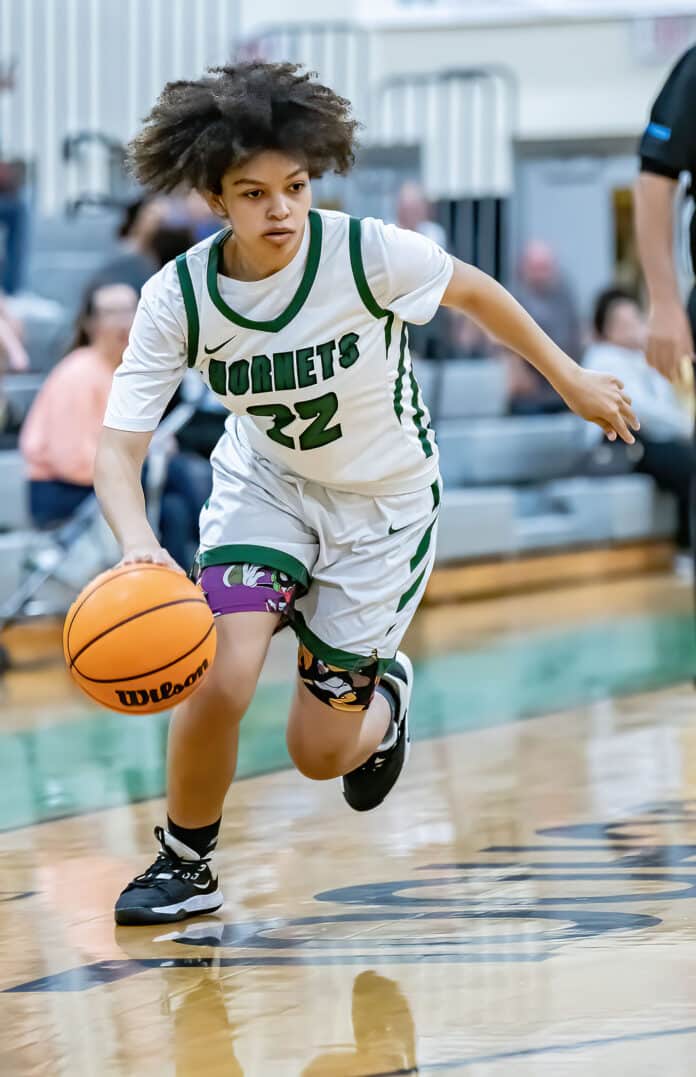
[[365, 1023, 696, 1073]]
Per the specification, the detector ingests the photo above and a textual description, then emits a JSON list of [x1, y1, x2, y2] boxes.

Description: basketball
[[63, 563, 217, 714]]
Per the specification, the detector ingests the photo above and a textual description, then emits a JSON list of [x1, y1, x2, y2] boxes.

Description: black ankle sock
[[167, 816, 221, 858]]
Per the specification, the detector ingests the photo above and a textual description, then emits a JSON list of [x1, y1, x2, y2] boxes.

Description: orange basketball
[[63, 563, 217, 714]]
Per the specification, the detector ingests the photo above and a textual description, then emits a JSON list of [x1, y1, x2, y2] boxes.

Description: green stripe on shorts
[[396, 566, 428, 613], [293, 611, 393, 675]]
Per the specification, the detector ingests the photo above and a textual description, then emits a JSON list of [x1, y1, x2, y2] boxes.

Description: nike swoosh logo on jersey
[[204, 336, 237, 354], [388, 523, 409, 534]]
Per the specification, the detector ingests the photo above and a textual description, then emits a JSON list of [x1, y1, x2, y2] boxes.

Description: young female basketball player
[[96, 62, 639, 925]]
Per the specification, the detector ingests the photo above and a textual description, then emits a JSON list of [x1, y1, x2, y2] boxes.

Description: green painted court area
[[1, 611, 694, 831]]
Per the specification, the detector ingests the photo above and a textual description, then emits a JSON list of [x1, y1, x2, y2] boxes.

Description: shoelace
[[127, 826, 212, 890]]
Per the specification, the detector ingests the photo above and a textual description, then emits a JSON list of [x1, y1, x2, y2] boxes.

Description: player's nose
[[267, 196, 291, 219]]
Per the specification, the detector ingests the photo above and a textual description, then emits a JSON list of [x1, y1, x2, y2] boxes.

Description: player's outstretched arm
[[95, 426, 182, 571], [441, 260, 640, 445]]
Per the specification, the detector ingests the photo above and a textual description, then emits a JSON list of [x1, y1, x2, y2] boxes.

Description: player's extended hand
[[118, 544, 184, 573], [560, 367, 640, 445], [646, 301, 694, 383]]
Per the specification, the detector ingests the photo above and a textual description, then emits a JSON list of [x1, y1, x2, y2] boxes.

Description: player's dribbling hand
[[118, 545, 185, 573], [646, 301, 694, 383], [561, 368, 640, 445]]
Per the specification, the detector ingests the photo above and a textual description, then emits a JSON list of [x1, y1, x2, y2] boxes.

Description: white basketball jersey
[[174, 209, 447, 495]]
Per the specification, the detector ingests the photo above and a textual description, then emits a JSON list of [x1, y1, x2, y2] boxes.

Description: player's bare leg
[[167, 611, 279, 826], [115, 611, 278, 925], [286, 651, 414, 811], [286, 680, 392, 780]]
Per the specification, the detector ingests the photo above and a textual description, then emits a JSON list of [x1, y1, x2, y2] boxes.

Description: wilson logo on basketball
[[114, 660, 210, 708]]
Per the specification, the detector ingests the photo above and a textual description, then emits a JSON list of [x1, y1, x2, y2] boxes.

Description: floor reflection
[[302, 970, 418, 1076]]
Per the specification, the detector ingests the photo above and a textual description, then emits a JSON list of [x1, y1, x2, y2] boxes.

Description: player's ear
[[200, 189, 227, 218]]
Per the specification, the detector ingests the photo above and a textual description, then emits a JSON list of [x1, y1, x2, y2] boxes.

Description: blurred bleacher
[[416, 357, 676, 596]]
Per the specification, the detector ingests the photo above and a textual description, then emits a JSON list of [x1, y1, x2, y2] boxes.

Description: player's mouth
[[263, 228, 295, 244]]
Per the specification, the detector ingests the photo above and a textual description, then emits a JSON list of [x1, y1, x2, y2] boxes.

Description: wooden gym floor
[[2, 571, 696, 1075]]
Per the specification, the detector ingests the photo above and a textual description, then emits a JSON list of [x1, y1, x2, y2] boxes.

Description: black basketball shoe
[[114, 826, 224, 925], [342, 651, 413, 812]]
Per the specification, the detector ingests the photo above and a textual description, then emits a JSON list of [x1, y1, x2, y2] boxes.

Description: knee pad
[[297, 644, 379, 712]]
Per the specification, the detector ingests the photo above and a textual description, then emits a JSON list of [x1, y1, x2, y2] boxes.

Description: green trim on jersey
[[393, 323, 408, 422], [431, 479, 441, 510], [407, 344, 435, 459], [349, 217, 390, 319], [197, 544, 310, 591], [175, 253, 200, 368], [206, 210, 323, 332], [293, 610, 393, 675], [347, 218, 399, 381]]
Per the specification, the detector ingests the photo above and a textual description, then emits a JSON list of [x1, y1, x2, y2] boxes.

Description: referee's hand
[[646, 301, 695, 383]]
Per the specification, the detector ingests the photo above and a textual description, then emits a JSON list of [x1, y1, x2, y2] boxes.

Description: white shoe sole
[[390, 649, 413, 770], [151, 888, 224, 917]]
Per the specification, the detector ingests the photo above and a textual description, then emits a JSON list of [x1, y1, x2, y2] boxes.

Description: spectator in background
[[0, 59, 29, 295], [449, 311, 495, 359], [583, 287, 692, 548], [86, 196, 169, 295], [19, 283, 210, 567], [0, 295, 28, 372], [508, 241, 582, 413], [396, 181, 451, 359], [396, 181, 448, 248], [173, 190, 221, 241]]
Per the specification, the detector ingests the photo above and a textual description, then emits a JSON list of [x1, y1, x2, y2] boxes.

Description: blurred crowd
[[2, 189, 224, 569], [395, 182, 693, 549], [0, 173, 691, 563]]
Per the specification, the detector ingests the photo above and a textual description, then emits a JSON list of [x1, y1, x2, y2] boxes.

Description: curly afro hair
[[128, 61, 360, 194]]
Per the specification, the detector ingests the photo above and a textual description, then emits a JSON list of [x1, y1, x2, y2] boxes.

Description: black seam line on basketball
[[74, 620, 216, 685], [65, 565, 174, 658], [69, 597, 208, 669]]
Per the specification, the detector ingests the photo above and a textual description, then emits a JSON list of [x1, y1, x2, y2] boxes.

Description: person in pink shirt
[[20, 283, 137, 526], [20, 281, 212, 566]]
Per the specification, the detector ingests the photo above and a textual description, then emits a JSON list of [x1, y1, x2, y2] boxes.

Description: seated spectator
[[0, 294, 29, 440], [86, 196, 196, 301], [19, 283, 210, 566], [395, 181, 452, 361], [0, 294, 29, 372], [449, 312, 495, 359], [509, 241, 581, 413], [86, 196, 168, 294], [583, 286, 692, 548]]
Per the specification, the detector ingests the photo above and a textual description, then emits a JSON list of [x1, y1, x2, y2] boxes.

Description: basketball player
[[96, 62, 639, 924]]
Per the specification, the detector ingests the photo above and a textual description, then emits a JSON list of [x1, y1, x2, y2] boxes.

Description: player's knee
[[185, 663, 257, 726], [288, 742, 346, 781]]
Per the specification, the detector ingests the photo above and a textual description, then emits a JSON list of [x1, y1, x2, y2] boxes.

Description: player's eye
[[243, 189, 263, 199], [289, 181, 306, 192]]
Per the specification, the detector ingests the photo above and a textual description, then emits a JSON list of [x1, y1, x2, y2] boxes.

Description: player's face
[[210, 151, 312, 252]]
